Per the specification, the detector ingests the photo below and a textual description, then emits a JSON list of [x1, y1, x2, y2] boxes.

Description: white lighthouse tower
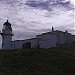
[[0, 20, 13, 49]]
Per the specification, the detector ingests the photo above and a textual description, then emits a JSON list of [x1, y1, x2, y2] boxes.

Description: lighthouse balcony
[[2, 29, 12, 34]]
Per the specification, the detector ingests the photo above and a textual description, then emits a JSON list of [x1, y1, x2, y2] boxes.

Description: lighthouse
[[0, 20, 13, 49]]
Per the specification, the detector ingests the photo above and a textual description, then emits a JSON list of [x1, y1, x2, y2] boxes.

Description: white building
[[0, 21, 74, 50], [51, 29, 73, 46]]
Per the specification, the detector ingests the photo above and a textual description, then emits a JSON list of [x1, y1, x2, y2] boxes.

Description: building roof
[[3, 20, 12, 30], [54, 30, 71, 34], [36, 30, 72, 37], [4, 20, 11, 26], [36, 32, 55, 36], [11, 37, 38, 42]]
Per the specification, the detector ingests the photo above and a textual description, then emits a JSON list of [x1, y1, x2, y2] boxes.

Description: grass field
[[0, 47, 75, 75]]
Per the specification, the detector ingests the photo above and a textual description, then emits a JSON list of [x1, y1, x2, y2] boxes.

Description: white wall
[[37, 33, 56, 48], [57, 32, 66, 45], [10, 38, 38, 49], [2, 35, 12, 49], [52, 31, 66, 45], [72, 35, 75, 43], [52, 31, 74, 46], [10, 41, 24, 49], [67, 34, 73, 45]]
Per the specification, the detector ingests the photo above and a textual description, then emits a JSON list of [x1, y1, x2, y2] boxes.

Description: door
[[23, 42, 31, 49]]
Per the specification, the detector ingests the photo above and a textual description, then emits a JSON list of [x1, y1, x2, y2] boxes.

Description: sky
[[0, 0, 75, 46]]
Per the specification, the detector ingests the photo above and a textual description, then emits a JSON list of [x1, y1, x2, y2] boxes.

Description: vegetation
[[0, 47, 75, 75]]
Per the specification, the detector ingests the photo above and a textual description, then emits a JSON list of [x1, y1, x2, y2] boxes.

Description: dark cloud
[[25, 0, 72, 10], [25, 0, 50, 10]]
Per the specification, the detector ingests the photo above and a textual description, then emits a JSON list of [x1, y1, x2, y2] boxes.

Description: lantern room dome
[[3, 20, 12, 31], [4, 20, 11, 26]]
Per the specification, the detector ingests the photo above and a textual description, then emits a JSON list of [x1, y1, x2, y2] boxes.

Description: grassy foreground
[[0, 47, 75, 75]]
